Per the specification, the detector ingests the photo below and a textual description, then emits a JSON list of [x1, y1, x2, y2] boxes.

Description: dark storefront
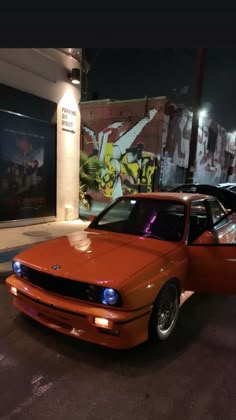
[[0, 84, 57, 222]]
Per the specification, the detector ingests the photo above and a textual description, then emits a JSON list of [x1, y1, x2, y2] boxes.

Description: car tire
[[148, 281, 180, 342]]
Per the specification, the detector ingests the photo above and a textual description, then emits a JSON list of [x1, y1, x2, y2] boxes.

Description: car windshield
[[89, 198, 186, 242]]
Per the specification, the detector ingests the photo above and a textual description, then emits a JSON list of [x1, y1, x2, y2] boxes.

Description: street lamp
[[199, 109, 207, 119]]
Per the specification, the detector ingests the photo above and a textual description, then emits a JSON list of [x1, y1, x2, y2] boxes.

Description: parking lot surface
[[1, 280, 236, 420]]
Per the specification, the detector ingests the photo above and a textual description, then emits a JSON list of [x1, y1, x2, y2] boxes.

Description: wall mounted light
[[68, 68, 80, 85]]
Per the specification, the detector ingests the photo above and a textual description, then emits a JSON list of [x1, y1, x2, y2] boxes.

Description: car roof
[[124, 192, 211, 202]]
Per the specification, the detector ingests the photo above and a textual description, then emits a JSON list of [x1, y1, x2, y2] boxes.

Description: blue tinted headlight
[[12, 261, 22, 277], [102, 288, 119, 305]]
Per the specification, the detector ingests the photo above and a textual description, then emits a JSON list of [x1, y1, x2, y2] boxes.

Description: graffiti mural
[[82, 108, 160, 200], [193, 115, 236, 185], [81, 98, 236, 204], [161, 105, 192, 186], [162, 103, 236, 187]]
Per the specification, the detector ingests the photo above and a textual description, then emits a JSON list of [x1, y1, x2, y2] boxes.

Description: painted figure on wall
[[162, 105, 191, 186], [82, 108, 159, 199], [165, 105, 191, 165], [194, 116, 229, 185], [121, 144, 159, 194]]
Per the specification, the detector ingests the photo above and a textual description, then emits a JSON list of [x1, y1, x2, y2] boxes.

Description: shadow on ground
[[7, 292, 232, 377]]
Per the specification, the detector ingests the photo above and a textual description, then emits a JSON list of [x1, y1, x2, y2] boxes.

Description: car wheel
[[149, 282, 180, 341]]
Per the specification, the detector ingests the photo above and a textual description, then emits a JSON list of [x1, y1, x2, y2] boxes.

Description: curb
[[0, 243, 33, 253], [0, 240, 46, 254], [0, 247, 29, 264]]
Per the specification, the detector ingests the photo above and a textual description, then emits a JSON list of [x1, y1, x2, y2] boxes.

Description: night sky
[[82, 48, 236, 132]]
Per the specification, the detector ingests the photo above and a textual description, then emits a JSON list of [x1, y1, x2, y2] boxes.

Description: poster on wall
[[0, 110, 56, 222]]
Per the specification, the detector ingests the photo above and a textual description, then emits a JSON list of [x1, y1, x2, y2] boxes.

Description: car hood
[[14, 229, 179, 288]]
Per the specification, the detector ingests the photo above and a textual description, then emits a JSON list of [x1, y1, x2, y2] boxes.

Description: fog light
[[11, 286, 18, 296], [94, 317, 109, 328]]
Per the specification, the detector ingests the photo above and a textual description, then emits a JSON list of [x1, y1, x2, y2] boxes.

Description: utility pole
[[186, 48, 205, 183]]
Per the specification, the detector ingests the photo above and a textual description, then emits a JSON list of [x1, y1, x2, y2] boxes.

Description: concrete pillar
[[57, 88, 81, 220]]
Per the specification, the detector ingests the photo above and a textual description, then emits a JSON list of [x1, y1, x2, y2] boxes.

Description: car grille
[[20, 265, 95, 302]]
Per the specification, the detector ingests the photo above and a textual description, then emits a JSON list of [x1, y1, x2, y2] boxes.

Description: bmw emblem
[[52, 264, 61, 270]]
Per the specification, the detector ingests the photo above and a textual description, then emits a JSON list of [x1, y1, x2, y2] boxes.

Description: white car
[[217, 183, 236, 193]]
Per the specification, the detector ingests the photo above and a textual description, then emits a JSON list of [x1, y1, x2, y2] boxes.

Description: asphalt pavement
[[1, 281, 236, 420]]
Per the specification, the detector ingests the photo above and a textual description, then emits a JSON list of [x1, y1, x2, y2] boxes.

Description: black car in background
[[168, 184, 236, 211]]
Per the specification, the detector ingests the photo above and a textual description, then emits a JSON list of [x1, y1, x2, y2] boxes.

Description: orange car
[[6, 193, 236, 349]]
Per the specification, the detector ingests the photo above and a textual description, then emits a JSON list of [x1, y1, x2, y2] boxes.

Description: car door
[[186, 201, 236, 295]]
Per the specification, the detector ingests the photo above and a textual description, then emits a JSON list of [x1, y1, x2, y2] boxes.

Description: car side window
[[207, 200, 226, 225], [95, 199, 136, 225], [188, 200, 208, 243]]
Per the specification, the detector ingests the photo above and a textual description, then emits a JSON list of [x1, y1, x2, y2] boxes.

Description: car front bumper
[[6, 275, 152, 350]]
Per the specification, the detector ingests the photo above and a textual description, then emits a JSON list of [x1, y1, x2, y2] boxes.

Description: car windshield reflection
[[89, 198, 186, 242]]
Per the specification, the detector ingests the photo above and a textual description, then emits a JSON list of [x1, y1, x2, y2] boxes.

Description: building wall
[[81, 97, 236, 206], [0, 48, 81, 225], [163, 103, 236, 187], [81, 97, 167, 204]]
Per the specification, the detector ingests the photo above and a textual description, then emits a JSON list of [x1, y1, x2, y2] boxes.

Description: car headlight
[[12, 260, 22, 277], [86, 285, 121, 306], [102, 288, 119, 305]]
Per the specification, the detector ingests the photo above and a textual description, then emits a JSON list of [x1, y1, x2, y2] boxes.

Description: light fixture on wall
[[68, 68, 80, 85]]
